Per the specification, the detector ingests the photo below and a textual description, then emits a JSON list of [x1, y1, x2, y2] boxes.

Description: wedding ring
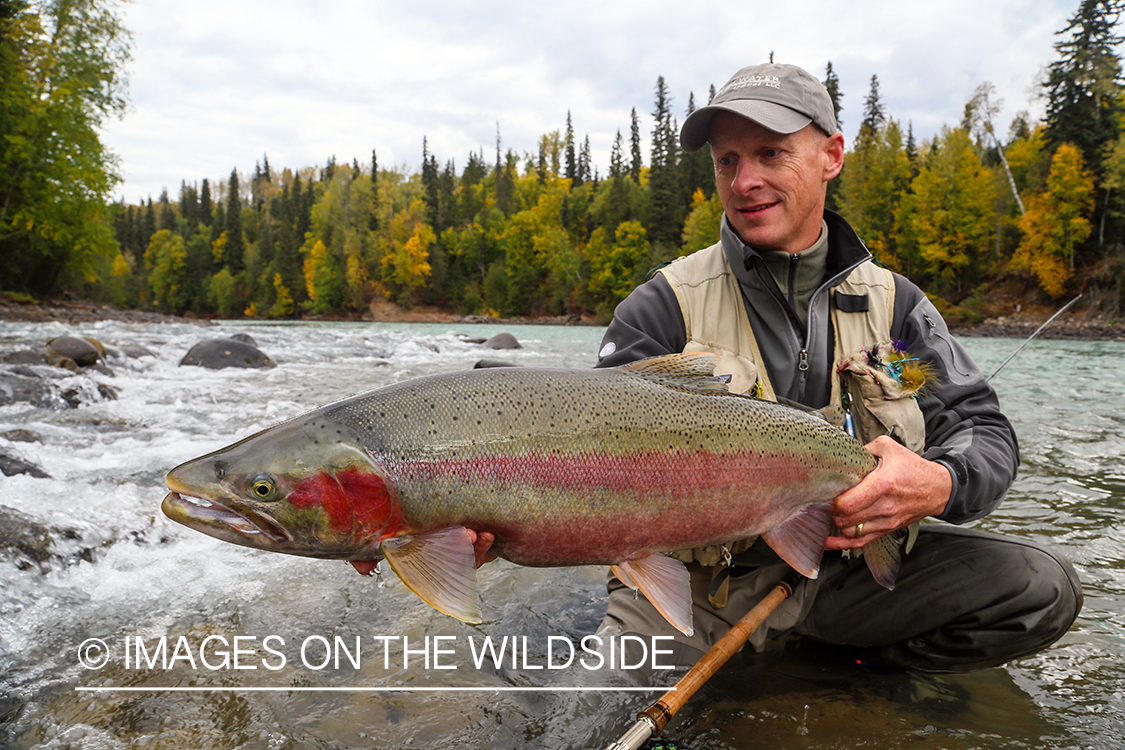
[[855, 522, 864, 538]]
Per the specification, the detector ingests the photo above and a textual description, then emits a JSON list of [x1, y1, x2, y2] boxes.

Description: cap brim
[[680, 101, 814, 152]]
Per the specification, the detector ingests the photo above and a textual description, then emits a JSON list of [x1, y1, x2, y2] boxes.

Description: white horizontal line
[[75, 686, 675, 693]]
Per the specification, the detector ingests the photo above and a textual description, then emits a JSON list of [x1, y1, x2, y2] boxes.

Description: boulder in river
[[179, 338, 276, 369], [482, 333, 522, 350], [46, 336, 100, 367]]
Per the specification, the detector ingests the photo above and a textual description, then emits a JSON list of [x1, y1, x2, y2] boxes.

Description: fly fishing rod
[[603, 579, 793, 750], [988, 294, 1082, 380]]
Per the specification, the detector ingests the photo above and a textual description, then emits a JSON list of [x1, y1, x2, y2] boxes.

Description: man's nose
[[729, 160, 763, 194]]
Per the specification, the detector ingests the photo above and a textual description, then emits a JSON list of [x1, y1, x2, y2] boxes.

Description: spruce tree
[[629, 107, 643, 183], [1044, 0, 1124, 173], [565, 111, 577, 184], [369, 149, 379, 231], [200, 178, 213, 225], [648, 76, 681, 247], [859, 75, 886, 144], [224, 169, 244, 272], [823, 61, 843, 130]]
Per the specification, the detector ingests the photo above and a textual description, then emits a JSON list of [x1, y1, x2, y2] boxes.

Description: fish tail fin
[[760, 503, 832, 580], [612, 555, 694, 636]]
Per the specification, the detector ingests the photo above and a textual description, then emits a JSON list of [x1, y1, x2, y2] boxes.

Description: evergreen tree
[[648, 76, 681, 247], [369, 149, 379, 231], [1044, 0, 1124, 172], [223, 169, 244, 272], [629, 107, 643, 182], [564, 111, 577, 183], [200, 178, 213, 225], [823, 61, 843, 129], [578, 135, 592, 186], [682, 92, 715, 199], [859, 74, 887, 144], [158, 188, 175, 231], [421, 137, 440, 227]]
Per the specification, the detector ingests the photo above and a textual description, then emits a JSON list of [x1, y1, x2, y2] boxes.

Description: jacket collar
[[720, 208, 872, 293]]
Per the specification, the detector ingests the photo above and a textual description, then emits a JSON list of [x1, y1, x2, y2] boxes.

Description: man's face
[[709, 112, 844, 254]]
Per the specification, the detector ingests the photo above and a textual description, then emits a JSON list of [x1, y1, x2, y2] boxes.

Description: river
[[0, 319, 1121, 749]]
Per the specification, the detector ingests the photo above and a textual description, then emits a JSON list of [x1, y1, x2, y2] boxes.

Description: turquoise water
[[0, 320, 1121, 749]]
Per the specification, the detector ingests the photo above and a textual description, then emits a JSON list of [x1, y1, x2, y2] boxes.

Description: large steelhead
[[162, 353, 888, 635]]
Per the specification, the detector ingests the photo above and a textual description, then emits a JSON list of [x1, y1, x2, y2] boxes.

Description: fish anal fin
[[861, 533, 901, 591], [760, 503, 832, 579], [381, 526, 482, 624], [613, 555, 694, 637]]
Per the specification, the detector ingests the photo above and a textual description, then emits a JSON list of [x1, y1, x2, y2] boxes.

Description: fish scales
[[309, 366, 873, 564]]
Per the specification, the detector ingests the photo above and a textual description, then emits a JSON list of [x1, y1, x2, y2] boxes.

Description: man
[[590, 62, 1082, 672]]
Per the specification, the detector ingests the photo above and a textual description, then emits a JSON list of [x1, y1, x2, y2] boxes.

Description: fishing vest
[[656, 241, 925, 570]]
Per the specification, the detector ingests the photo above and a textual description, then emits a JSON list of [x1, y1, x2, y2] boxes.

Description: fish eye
[[249, 474, 278, 501]]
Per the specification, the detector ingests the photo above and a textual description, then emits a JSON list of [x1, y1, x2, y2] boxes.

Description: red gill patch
[[288, 467, 402, 539]]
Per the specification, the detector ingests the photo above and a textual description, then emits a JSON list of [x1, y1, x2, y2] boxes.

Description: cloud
[[101, 0, 1082, 201]]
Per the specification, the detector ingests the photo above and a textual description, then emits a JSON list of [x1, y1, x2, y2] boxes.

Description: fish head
[[162, 418, 400, 559]]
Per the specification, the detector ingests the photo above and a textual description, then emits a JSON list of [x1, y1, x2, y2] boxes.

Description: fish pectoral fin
[[612, 555, 694, 637], [760, 503, 832, 580], [381, 526, 482, 624]]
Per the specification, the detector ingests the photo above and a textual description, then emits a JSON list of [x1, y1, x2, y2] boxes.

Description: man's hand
[[825, 435, 952, 551], [348, 529, 497, 576]]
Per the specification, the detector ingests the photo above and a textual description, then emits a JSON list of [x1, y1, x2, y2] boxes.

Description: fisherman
[[584, 61, 1082, 672]]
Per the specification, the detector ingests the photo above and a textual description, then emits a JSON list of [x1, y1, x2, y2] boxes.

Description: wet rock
[[0, 450, 50, 478], [0, 505, 89, 571], [483, 333, 522, 350], [229, 332, 259, 347], [0, 369, 66, 408], [2, 429, 41, 443], [457, 334, 488, 344], [2, 349, 80, 372], [120, 343, 158, 359], [473, 359, 518, 368], [47, 336, 100, 367], [0, 366, 117, 409], [179, 338, 276, 369]]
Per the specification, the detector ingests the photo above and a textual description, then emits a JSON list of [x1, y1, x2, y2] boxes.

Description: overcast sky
[[101, 0, 1087, 203]]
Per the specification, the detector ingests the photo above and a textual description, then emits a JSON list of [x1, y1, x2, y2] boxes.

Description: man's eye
[[763, 149, 781, 158]]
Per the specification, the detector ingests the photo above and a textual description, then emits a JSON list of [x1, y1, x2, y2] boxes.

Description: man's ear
[[823, 132, 845, 181]]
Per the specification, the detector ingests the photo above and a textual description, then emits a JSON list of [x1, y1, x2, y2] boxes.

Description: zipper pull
[[799, 349, 809, 371]]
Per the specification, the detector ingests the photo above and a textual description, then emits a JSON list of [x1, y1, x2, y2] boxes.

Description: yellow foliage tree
[[1013, 143, 1094, 298], [680, 188, 724, 254], [895, 127, 995, 293], [587, 220, 651, 306], [382, 224, 434, 303], [268, 273, 295, 318]]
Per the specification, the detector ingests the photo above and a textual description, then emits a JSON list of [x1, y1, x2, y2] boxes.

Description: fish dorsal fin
[[618, 353, 732, 396], [611, 555, 694, 636], [772, 396, 847, 430], [380, 526, 482, 624], [759, 502, 832, 579]]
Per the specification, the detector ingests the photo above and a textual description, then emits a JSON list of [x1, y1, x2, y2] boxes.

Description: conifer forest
[[4, 0, 1125, 324]]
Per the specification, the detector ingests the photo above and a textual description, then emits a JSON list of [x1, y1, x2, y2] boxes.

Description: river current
[[0, 319, 1121, 749]]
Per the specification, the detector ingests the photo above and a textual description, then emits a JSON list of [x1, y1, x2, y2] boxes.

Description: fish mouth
[[162, 491, 291, 545]]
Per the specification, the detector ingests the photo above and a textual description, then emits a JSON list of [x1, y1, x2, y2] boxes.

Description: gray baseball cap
[[680, 63, 839, 152]]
